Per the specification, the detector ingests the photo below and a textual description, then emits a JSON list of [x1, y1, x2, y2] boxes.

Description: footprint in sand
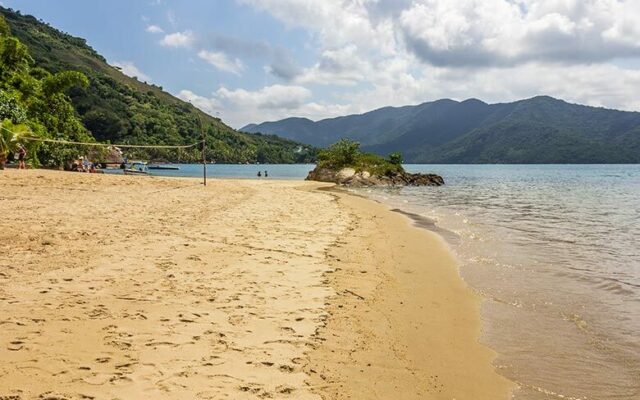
[[279, 365, 295, 373], [87, 305, 111, 319], [238, 384, 270, 397], [227, 314, 246, 326], [37, 393, 71, 400], [209, 339, 229, 353], [276, 385, 296, 394], [7, 340, 24, 351]]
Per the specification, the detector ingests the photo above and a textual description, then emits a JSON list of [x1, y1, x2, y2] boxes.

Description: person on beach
[[257, 171, 262, 177], [264, 170, 268, 178], [17, 144, 26, 169]]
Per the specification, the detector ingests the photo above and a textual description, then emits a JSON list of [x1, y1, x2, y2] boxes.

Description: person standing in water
[[257, 171, 262, 177], [264, 170, 268, 178]]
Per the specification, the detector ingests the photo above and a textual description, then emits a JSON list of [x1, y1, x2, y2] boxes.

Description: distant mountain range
[[242, 97, 640, 163]]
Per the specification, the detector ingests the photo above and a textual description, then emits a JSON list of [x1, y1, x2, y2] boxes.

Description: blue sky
[[4, 0, 640, 128]]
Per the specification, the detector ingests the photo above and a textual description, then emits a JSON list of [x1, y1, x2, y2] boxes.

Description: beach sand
[[0, 170, 513, 399]]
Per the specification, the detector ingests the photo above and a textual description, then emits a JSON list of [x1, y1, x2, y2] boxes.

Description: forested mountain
[[243, 97, 640, 163], [0, 6, 315, 165]]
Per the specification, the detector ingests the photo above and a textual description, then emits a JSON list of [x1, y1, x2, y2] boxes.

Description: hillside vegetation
[[244, 97, 640, 163], [0, 6, 315, 165]]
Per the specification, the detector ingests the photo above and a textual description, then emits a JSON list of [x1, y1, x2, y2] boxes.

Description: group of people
[[71, 156, 101, 173], [257, 170, 268, 177]]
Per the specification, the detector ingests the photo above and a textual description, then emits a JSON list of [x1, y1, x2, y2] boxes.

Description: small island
[[306, 139, 444, 186]]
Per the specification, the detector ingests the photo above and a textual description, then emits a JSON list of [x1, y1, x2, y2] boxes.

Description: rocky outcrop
[[306, 166, 444, 187]]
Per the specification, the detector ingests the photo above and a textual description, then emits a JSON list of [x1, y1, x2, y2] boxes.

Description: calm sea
[[139, 163, 639, 399], [109, 163, 315, 180], [362, 164, 640, 400]]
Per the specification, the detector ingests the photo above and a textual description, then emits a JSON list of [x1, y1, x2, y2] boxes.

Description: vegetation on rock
[[310, 139, 443, 186], [317, 139, 403, 176]]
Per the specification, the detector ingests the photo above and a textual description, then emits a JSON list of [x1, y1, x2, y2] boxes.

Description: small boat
[[123, 161, 149, 175], [148, 164, 180, 170]]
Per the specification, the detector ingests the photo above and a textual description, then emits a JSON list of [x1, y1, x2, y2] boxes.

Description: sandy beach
[[0, 170, 513, 399]]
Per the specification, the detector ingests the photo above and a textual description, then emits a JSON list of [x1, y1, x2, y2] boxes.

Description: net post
[[200, 115, 207, 186]]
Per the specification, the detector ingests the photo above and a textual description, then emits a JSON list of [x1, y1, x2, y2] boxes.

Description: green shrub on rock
[[318, 139, 404, 176]]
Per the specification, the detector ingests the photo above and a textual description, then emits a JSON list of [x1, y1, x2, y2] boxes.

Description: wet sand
[[0, 170, 513, 399]]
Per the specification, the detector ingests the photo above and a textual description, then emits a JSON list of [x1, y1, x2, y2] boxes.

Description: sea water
[[144, 163, 639, 398], [112, 163, 315, 180], [361, 164, 640, 400]]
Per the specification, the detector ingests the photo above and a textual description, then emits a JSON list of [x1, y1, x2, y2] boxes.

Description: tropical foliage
[[0, 7, 316, 165], [1, 12, 93, 169]]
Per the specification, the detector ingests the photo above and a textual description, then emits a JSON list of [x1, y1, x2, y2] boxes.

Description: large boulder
[[306, 166, 444, 187]]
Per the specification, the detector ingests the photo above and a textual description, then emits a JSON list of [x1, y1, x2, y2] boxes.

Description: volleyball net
[[1, 125, 205, 165]]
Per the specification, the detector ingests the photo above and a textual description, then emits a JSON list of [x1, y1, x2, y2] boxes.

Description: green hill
[[243, 96, 640, 164], [0, 6, 315, 164]]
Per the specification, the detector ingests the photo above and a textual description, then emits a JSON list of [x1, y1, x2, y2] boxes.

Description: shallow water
[[361, 164, 640, 400], [104, 163, 315, 180]]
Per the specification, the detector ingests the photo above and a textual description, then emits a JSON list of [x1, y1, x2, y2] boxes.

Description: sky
[[4, 0, 640, 128]]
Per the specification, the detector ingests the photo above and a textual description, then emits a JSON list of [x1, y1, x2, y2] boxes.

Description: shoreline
[[0, 169, 513, 399], [305, 187, 514, 399]]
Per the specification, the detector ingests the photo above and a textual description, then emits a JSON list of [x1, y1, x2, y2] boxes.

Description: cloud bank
[[160, 0, 640, 127]]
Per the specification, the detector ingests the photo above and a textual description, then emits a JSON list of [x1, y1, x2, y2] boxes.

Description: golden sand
[[0, 170, 513, 399]]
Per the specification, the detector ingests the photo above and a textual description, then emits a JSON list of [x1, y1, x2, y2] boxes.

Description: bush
[[318, 139, 405, 176], [318, 139, 361, 167], [387, 152, 403, 165]]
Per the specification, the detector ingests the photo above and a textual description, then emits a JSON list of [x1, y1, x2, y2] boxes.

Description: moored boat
[[123, 161, 149, 175]]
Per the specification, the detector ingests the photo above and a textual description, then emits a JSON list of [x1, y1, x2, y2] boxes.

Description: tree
[[0, 36, 32, 76], [387, 152, 403, 165], [318, 138, 361, 167], [41, 70, 88, 98], [0, 90, 27, 122]]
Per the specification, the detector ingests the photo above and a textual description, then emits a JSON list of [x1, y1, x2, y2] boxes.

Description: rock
[[306, 166, 444, 187], [336, 168, 356, 180]]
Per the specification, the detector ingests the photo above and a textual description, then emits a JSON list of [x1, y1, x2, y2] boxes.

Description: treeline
[[0, 14, 95, 167]]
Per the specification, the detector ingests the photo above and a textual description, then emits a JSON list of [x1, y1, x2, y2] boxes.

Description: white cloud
[[111, 61, 151, 82], [160, 31, 195, 48], [198, 50, 245, 75], [216, 85, 311, 110], [296, 45, 370, 85], [399, 0, 640, 67], [177, 90, 222, 115], [176, 85, 354, 128], [146, 24, 164, 34]]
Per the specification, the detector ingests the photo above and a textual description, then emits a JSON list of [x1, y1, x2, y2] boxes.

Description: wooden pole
[[200, 115, 207, 186]]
